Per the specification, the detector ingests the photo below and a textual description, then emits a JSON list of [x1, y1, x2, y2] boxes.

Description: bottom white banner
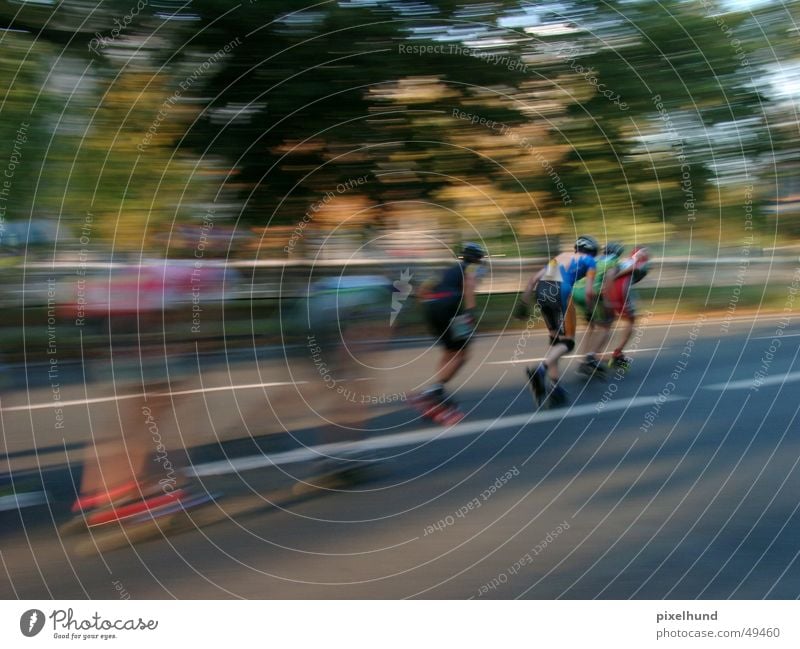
[[0, 600, 797, 648]]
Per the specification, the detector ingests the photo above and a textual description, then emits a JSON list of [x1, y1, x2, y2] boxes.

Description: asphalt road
[[2, 312, 799, 599]]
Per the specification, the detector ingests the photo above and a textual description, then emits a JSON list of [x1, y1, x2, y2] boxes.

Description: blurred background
[[1, 0, 800, 600], [0, 0, 796, 349]]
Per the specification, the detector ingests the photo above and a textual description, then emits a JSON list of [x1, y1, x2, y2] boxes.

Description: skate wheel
[[423, 404, 442, 418], [74, 518, 166, 556], [129, 491, 216, 523], [434, 408, 463, 425], [59, 517, 88, 536], [447, 411, 465, 424], [431, 408, 449, 424], [410, 395, 437, 417], [421, 401, 447, 418]]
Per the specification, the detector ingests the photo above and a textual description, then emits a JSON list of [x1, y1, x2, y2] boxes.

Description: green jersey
[[572, 254, 620, 307]]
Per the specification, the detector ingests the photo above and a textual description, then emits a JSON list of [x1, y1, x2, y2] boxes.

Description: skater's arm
[[613, 260, 635, 283], [603, 261, 633, 301], [600, 266, 618, 297], [585, 268, 596, 303], [464, 271, 477, 310], [521, 268, 545, 304]]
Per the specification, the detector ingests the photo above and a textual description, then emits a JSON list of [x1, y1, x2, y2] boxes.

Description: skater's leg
[[613, 315, 635, 355], [590, 323, 612, 359], [543, 340, 568, 382], [76, 396, 151, 506], [74, 389, 187, 514], [577, 321, 595, 356], [436, 347, 467, 385], [543, 297, 577, 381]]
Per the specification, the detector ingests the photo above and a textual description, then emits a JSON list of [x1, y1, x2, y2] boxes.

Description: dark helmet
[[461, 242, 486, 263], [574, 235, 599, 256], [604, 241, 625, 257]]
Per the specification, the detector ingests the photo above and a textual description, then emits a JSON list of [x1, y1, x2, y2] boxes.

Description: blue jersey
[[541, 253, 596, 308], [426, 262, 479, 302], [436, 262, 467, 297]]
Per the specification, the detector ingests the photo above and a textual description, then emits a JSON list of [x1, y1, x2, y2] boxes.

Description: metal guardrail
[[234, 256, 799, 298], [3, 256, 798, 306]]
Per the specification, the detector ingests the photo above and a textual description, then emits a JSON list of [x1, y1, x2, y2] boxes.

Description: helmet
[[574, 235, 599, 256], [604, 241, 624, 257], [461, 242, 486, 263]]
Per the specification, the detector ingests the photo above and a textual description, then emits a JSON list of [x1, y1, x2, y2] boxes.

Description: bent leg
[[436, 347, 467, 385], [612, 315, 635, 355]]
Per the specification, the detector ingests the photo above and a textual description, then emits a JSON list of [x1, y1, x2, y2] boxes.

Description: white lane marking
[[0, 381, 307, 413], [0, 491, 49, 512], [190, 395, 685, 477], [488, 348, 664, 365], [753, 333, 800, 339], [703, 371, 800, 391]]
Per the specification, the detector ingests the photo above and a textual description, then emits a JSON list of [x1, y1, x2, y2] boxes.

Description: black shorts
[[535, 281, 565, 336], [424, 298, 469, 351]]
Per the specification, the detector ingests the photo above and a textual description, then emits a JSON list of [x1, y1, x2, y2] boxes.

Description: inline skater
[[515, 235, 599, 406], [64, 261, 203, 530], [604, 245, 650, 369], [416, 242, 486, 413], [288, 272, 394, 488], [572, 241, 625, 376], [574, 243, 651, 371]]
